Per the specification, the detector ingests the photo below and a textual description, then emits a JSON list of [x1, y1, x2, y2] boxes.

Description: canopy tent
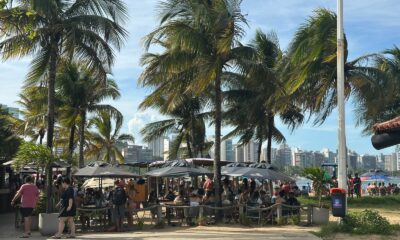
[[226, 162, 293, 182], [74, 161, 139, 178], [221, 162, 247, 175], [145, 160, 211, 177], [360, 169, 389, 181]]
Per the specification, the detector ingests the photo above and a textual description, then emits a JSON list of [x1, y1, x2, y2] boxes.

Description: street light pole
[[337, 0, 347, 191]]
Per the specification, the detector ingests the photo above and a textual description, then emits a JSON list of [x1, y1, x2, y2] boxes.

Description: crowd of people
[[366, 182, 400, 196]]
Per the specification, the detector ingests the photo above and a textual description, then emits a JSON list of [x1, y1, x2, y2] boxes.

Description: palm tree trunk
[[186, 134, 193, 158], [214, 71, 222, 222], [39, 128, 45, 145], [257, 137, 263, 163], [66, 124, 75, 177], [79, 111, 86, 168], [45, 41, 58, 213], [266, 114, 274, 164]]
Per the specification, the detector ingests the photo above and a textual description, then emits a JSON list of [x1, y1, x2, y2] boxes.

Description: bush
[[319, 210, 397, 238], [32, 192, 46, 216]]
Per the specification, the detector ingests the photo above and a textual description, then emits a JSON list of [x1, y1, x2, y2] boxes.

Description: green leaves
[[13, 142, 53, 170]]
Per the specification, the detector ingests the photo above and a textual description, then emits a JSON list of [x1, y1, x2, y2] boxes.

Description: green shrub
[[319, 209, 396, 238], [288, 215, 301, 225], [137, 219, 144, 230], [32, 192, 46, 216]]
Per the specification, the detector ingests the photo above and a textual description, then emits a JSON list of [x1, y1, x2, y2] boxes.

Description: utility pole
[[337, 0, 348, 192]]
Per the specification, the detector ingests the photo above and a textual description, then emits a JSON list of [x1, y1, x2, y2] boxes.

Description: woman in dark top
[[52, 178, 76, 239]]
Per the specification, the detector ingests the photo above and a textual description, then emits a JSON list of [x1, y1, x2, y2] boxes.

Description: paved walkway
[[1, 213, 320, 240]]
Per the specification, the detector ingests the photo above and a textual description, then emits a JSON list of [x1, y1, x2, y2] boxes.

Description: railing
[[76, 203, 316, 230], [128, 203, 315, 226]]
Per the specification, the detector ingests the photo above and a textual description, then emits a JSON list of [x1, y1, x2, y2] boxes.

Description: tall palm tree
[[56, 62, 121, 168], [16, 86, 48, 144], [0, 106, 21, 162], [85, 111, 134, 164], [354, 47, 400, 134], [225, 30, 303, 163], [140, 94, 210, 159], [285, 8, 376, 125], [142, 0, 250, 211], [0, 0, 128, 151]]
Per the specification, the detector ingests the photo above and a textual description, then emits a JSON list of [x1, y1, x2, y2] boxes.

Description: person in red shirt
[[11, 176, 39, 238]]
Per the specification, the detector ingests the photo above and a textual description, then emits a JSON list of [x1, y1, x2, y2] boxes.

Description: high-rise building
[[314, 152, 325, 166], [383, 154, 397, 172], [221, 139, 234, 162], [262, 147, 276, 163], [148, 136, 169, 160], [276, 144, 292, 167], [347, 150, 358, 170], [361, 155, 377, 170], [243, 140, 258, 162], [234, 144, 244, 163], [321, 148, 335, 163], [0, 104, 19, 118], [122, 145, 155, 163]]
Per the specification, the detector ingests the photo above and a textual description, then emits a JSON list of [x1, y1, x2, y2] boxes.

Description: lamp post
[[337, 0, 348, 192]]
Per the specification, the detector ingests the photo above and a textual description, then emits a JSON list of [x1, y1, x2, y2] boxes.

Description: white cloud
[[127, 110, 166, 144]]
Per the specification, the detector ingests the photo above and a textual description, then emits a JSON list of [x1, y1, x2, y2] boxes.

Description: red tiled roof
[[373, 117, 400, 133]]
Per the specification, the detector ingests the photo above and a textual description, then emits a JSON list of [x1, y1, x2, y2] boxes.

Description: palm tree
[[0, 106, 21, 162], [225, 30, 304, 164], [0, 0, 128, 152], [17, 86, 49, 144], [85, 111, 134, 164], [285, 8, 377, 125], [56, 62, 121, 168], [140, 94, 210, 159], [142, 0, 250, 211], [354, 47, 400, 134]]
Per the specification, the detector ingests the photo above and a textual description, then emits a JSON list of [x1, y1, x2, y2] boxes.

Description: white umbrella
[[82, 178, 115, 189]]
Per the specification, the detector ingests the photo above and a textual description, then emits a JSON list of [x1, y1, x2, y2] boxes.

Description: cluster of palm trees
[[1, 0, 400, 215], [139, 1, 400, 208], [0, 0, 132, 168]]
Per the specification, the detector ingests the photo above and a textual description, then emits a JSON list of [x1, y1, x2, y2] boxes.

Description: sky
[[1, 0, 400, 155]]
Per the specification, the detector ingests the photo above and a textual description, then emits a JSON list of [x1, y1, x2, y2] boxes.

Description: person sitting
[[248, 191, 262, 205], [173, 190, 185, 205], [239, 190, 250, 205], [275, 190, 286, 204], [286, 191, 300, 215], [259, 190, 271, 206], [203, 190, 215, 205], [164, 188, 175, 201]]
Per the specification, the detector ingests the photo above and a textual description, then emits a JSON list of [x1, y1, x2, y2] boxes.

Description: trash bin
[[330, 188, 346, 217]]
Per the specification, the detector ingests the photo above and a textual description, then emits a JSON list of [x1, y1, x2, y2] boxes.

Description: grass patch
[[298, 195, 400, 210], [316, 210, 400, 239]]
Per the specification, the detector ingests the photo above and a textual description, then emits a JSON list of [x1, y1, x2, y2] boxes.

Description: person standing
[[108, 180, 127, 232], [11, 175, 39, 238], [52, 178, 76, 239], [353, 173, 362, 198]]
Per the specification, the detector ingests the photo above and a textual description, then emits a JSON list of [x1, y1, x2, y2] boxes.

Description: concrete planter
[[39, 213, 59, 236], [312, 207, 329, 225]]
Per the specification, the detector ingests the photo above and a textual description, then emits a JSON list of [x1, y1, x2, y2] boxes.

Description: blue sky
[[1, 0, 400, 155]]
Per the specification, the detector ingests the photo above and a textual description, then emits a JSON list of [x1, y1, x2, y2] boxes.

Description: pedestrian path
[[0, 213, 320, 240]]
